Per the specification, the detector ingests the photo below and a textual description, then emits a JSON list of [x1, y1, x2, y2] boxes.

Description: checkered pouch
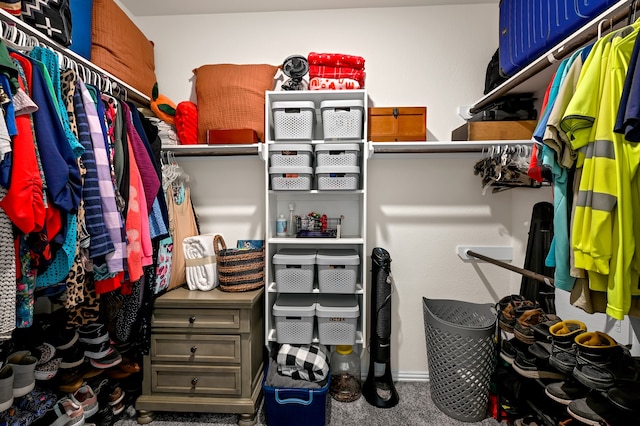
[[276, 344, 329, 383], [21, 0, 72, 46]]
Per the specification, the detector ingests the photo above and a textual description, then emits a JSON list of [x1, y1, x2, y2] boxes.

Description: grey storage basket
[[422, 297, 497, 422]]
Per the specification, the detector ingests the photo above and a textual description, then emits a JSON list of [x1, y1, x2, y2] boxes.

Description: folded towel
[[309, 65, 366, 87], [309, 77, 361, 91], [183, 234, 219, 291], [308, 52, 365, 70]]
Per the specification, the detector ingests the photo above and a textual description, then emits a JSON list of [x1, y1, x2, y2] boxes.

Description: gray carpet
[[114, 382, 502, 426]]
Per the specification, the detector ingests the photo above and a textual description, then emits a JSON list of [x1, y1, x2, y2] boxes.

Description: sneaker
[[83, 340, 111, 360], [89, 348, 121, 370], [50, 328, 80, 351], [33, 400, 76, 426], [78, 323, 109, 345], [7, 351, 36, 397], [54, 397, 86, 426], [573, 331, 640, 390], [0, 365, 14, 412], [500, 337, 524, 365], [106, 385, 124, 407], [512, 346, 566, 380], [34, 357, 61, 381], [33, 343, 56, 365], [71, 383, 99, 418], [513, 308, 559, 345], [545, 379, 590, 405], [567, 391, 636, 426], [548, 320, 587, 375], [90, 404, 115, 426], [606, 380, 640, 414], [59, 347, 85, 369]]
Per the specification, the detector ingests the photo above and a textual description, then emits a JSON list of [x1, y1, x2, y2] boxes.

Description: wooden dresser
[[135, 286, 264, 426]]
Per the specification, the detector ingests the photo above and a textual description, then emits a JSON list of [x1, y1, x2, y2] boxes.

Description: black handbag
[[21, 0, 72, 47]]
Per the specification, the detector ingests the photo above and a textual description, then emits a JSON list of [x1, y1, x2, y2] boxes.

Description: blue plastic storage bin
[[263, 374, 330, 426], [499, 0, 619, 77]]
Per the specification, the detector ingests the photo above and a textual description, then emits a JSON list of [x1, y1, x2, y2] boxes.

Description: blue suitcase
[[499, 0, 620, 77]]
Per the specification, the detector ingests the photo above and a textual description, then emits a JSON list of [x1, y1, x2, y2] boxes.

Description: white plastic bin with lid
[[316, 294, 359, 345], [320, 99, 364, 140], [269, 166, 313, 190], [315, 165, 359, 190], [272, 101, 315, 141], [316, 249, 359, 293], [315, 143, 360, 167], [269, 143, 313, 167], [273, 249, 317, 293], [273, 294, 316, 344]]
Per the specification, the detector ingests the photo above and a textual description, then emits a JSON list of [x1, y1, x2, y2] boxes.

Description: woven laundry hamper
[[422, 297, 497, 422]]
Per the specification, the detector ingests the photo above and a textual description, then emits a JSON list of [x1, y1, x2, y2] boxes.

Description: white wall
[[133, 4, 559, 376]]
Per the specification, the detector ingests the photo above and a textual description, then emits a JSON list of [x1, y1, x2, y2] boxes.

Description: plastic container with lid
[[316, 249, 360, 293], [272, 249, 317, 293], [316, 294, 359, 345], [329, 345, 361, 402], [273, 294, 316, 344]]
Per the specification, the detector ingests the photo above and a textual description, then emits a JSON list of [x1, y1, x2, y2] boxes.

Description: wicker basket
[[214, 235, 265, 292]]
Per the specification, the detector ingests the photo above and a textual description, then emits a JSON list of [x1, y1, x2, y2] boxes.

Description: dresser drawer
[[151, 333, 240, 364], [152, 308, 241, 331], [150, 363, 241, 396]]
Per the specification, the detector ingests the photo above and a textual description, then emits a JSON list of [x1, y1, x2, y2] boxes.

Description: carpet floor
[[114, 381, 503, 426]]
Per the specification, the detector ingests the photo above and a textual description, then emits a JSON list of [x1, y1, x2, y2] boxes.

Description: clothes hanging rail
[[469, 0, 638, 114], [465, 249, 555, 286], [0, 9, 150, 106]]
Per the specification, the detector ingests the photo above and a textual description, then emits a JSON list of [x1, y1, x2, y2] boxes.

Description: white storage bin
[[320, 100, 364, 140], [315, 143, 360, 167], [270, 166, 313, 190], [315, 166, 359, 190], [316, 249, 359, 293], [269, 143, 313, 167], [273, 294, 316, 344], [272, 101, 315, 141], [273, 249, 317, 293], [316, 294, 359, 345]]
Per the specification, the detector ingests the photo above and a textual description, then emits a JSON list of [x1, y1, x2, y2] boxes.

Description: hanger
[[628, 0, 638, 26]]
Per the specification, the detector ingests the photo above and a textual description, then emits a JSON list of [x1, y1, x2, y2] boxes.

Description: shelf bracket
[[457, 245, 513, 261]]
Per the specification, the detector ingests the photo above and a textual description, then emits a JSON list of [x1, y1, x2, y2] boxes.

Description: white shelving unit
[[263, 89, 368, 349]]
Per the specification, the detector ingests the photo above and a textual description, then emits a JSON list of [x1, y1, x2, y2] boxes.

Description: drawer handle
[[189, 316, 196, 324], [190, 346, 197, 354], [191, 377, 198, 386]]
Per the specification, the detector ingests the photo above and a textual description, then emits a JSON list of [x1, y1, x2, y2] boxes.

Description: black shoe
[[606, 380, 640, 414], [568, 390, 637, 426], [545, 379, 590, 405], [512, 347, 566, 380]]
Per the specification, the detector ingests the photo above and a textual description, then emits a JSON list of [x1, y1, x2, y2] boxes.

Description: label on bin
[[329, 317, 346, 322], [283, 173, 299, 178]]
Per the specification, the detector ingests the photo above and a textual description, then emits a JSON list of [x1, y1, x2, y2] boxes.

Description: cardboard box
[[207, 129, 260, 144], [368, 107, 427, 142], [451, 120, 536, 141]]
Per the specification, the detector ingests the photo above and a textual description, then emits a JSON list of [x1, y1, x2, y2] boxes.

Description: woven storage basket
[[422, 297, 497, 422], [214, 235, 265, 292]]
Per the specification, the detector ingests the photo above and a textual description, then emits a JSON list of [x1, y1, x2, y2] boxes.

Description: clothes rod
[[465, 249, 554, 286], [0, 9, 149, 106], [470, 0, 635, 114]]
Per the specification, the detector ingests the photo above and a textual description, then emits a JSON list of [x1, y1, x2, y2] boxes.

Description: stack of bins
[[267, 248, 329, 426]]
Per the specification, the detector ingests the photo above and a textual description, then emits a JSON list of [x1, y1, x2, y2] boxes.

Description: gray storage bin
[[273, 294, 316, 344], [422, 297, 497, 422], [273, 249, 317, 293], [316, 249, 359, 293], [269, 166, 313, 190], [316, 294, 359, 345]]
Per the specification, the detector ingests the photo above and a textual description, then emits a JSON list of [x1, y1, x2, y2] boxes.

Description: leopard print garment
[[61, 68, 78, 139]]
